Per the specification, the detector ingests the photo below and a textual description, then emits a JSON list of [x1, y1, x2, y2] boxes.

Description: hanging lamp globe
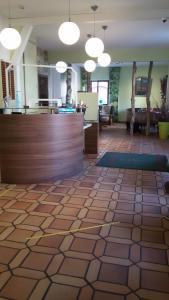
[[0, 27, 21, 50], [98, 52, 111, 67], [56, 61, 68, 73], [84, 60, 96, 72], [85, 37, 104, 57], [58, 21, 80, 45]]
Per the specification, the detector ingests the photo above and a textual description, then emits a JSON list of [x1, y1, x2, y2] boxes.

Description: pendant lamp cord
[[93, 12, 95, 37], [68, 0, 71, 21], [8, 0, 11, 27]]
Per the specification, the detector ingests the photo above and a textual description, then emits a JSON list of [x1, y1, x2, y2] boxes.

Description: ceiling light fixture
[[84, 60, 96, 72], [0, 0, 21, 50], [85, 5, 104, 57], [56, 61, 68, 73], [58, 0, 80, 45], [98, 26, 111, 67]]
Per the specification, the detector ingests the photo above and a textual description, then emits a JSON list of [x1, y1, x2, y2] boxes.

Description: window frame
[[91, 80, 109, 104]]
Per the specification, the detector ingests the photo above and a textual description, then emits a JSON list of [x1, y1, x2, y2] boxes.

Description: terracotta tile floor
[[0, 125, 169, 300]]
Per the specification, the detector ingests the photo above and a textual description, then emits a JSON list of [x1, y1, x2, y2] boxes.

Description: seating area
[[99, 104, 114, 126], [126, 108, 168, 132]]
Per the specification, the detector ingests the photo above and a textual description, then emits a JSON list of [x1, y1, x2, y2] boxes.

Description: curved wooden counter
[[0, 113, 83, 183]]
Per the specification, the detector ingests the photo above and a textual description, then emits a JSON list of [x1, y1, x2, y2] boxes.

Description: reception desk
[[0, 113, 84, 183]]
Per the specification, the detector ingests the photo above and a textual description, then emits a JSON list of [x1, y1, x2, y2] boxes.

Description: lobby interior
[[0, 1, 169, 300]]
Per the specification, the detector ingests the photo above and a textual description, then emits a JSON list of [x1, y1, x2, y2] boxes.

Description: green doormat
[[96, 152, 169, 172]]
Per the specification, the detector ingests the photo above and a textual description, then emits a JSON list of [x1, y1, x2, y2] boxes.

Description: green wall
[[118, 65, 168, 121], [91, 67, 109, 81]]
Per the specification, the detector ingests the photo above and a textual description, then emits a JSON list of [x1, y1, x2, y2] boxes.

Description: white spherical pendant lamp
[[56, 61, 68, 73], [58, 21, 80, 45], [98, 52, 111, 67], [0, 27, 21, 50], [84, 60, 96, 72], [85, 37, 104, 58]]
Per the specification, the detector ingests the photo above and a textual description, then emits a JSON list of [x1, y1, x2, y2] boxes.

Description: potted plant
[[158, 75, 169, 139]]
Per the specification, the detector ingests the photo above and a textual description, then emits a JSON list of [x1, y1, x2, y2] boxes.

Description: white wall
[[48, 68, 61, 99], [24, 42, 38, 106]]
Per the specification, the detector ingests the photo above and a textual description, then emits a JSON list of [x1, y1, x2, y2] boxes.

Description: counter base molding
[[0, 114, 83, 184]]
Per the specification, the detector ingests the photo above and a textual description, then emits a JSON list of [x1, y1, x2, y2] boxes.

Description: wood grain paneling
[[0, 114, 83, 183], [84, 122, 99, 154]]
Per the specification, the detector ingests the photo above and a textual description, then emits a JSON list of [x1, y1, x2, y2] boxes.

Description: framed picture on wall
[[135, 76, 151, 96]]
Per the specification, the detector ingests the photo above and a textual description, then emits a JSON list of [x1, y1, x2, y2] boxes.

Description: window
[[135, 77, 149, 96], [1, 61, 15, 99], [91, 80, 109, 104]]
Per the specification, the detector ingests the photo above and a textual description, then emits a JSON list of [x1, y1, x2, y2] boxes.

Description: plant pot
[[158, 122, 169, 140]]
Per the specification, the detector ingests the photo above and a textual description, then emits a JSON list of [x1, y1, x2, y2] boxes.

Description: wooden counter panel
[[0, 114, 83, 183]]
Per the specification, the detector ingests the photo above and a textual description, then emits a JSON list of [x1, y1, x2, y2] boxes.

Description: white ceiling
[[0, 0, 169, 51]]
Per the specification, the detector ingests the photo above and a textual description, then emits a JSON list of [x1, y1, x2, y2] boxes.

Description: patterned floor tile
[[0, 126, 169, 300]]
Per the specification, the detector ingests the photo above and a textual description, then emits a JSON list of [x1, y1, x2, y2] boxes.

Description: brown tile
[[0, 198, 9, 207], [0, 246, 18, 264], [92, 200, 109, 208], [142, 205, 161, 214], [23, 215, 45, 226], [141, 269, 169, 293], [74, 188, 91, 196], [116, 202, 134, 211], [71, 237, 95, 253], [22, 252, 52, 271], [99, 183, 114, 190], [0, 226, 5, 234], [0, 276, 37, 300], [32, 184, 50, 191], [34, 204, 55, 213], [61, 206, 80, 216], [3, 190, 20, 198], [114, 213, 133, 224], [109, 226, 131, 239], [50, 218, 73, 230], [68, 197, 86, 206], [8, 229, 33, 242], [45, 194, 65, 203], [10, 201, 31, 210], [142, 195, 159, 203], [119, 193, 135, 202], [102, 176, 117, 183], [79, 182, 95, 188], [142, 247, 167, 264], [53, 186, 70, 193], [0, 211, 19, 222], [95, 191, 113, 199], [23, 192, 42, 200], [142, 230, 164, 243], [87, 209, 106, 220], [99, 262, 128, 285], [143, 187, 158, 194], [38, 234, 64, 248], [60, 180, 76, 186], [93, 291, 124, 300], [80, 221, 101, 234], [120, 185, 135, 192], [45, 283, 79, 300], [142, 216, 162, 227], [105, 242, 130, 258], [59, 257, 89, 277]]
